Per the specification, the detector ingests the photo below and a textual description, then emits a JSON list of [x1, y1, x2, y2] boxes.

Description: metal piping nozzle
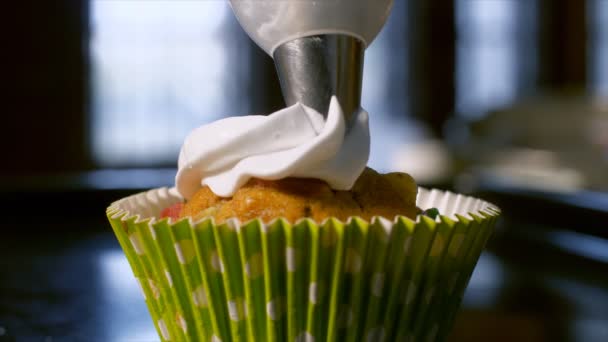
[[273, 35, 365, 123]]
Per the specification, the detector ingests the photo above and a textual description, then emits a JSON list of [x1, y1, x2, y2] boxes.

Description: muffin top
[[178, 168, 418, 223], [169, 97, 418, 223]]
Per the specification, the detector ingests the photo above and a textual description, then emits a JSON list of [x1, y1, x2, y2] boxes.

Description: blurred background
[[1, 0, 607, 341]]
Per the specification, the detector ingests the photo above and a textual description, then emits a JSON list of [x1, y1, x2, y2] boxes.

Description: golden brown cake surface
[[179, 168, 418, 223]]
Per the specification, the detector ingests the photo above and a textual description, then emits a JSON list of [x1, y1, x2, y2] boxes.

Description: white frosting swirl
[[176, 97, 369, 199]]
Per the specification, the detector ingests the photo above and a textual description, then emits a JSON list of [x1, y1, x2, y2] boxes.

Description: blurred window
[[589, 0, 608, 96], [363, 0, 408, 118], [363, 1, 427, 171], [90, 0, 246, 166], [456, 0, 537, 120]]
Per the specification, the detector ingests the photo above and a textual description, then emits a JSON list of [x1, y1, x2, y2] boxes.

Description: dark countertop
[[1, 182, 607, 342]]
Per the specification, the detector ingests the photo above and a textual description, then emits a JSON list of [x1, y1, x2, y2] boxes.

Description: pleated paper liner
[[106, 187, 499, 342]]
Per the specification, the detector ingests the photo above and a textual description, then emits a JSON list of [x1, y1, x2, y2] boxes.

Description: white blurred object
[[390, 139, 452, 185], [452, 93, 608, 192], [478, 148, 585, 193], [229, 0, 394, 54]]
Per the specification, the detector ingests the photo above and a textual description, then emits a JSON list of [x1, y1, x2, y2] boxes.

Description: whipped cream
[[176, 97, 369, 199]]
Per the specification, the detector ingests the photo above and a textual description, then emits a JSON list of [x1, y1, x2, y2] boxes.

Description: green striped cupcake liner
[[106, 187, 499, 342]]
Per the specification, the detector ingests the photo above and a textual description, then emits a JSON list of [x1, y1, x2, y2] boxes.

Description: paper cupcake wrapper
[[106, 187, 499, 342]]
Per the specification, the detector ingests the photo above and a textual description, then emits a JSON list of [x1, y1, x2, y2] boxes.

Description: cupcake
[[107, 98, 499, 341]]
